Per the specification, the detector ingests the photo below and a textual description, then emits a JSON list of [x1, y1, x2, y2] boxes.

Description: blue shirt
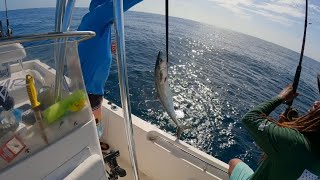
[[78, 0, 142, 95]]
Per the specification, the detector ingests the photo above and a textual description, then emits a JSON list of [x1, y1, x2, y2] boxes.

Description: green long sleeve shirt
[[242, 97, 320, 179]]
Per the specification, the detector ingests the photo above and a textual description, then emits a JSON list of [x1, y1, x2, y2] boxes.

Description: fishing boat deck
[[0, 60, 229, 179], [105, 158, 152, 180], [100, 100, 229, 180]]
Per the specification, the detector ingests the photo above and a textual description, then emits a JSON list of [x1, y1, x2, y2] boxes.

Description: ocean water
[[1, 8, 320, 169]]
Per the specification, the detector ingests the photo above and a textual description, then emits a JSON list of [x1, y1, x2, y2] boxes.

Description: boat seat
[[0, 43, 26, 64]]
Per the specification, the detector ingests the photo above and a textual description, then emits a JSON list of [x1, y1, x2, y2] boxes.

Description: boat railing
[[0, 31, 95, 46], [147, 131, 228, 175]]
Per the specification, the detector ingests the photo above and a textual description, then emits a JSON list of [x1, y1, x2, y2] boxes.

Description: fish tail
[[176, 124, 193, 139]]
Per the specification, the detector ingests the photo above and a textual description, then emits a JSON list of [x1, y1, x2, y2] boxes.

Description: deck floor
[[105, 158, 152, 180]]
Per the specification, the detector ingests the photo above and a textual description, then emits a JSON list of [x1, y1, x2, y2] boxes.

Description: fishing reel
[[284, 73, 320, 121], [279, 108, 298, 122], [286, 108, 299, 121], [103, 150, 126, 180], [0, 20, 12, 38], [6, 27, 12, 37]]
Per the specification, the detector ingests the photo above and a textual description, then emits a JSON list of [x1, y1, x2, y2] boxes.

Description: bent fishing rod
[[284, 0, 308, 119], [4, 0, 12, 37]]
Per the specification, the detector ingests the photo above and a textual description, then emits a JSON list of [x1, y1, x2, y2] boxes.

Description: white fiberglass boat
[[0, 1, 229, 180]]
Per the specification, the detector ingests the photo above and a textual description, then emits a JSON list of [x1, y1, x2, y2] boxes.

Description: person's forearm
[[246, 96, 282, 117], [242, 96, 282, 133]]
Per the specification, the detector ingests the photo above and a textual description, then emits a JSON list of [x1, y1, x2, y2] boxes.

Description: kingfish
[[155, 51, 191, 139]]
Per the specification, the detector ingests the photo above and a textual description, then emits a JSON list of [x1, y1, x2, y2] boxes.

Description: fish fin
[[176, 124, 193, 139]]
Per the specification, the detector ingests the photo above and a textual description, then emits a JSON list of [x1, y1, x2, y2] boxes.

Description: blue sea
[[1, 8, 320, 169]]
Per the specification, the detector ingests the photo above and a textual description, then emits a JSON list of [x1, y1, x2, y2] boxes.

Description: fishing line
[[165, 0, 169, 62], [317, 74, 320, 94]]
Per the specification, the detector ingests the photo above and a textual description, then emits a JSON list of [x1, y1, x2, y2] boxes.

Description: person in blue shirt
[[78, 0, 142, 130]]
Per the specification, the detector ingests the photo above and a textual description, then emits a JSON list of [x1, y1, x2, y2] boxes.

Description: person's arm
[[242, 96, 282, 154], [78, 0, 143, 33], [242, 85, 308, 155]]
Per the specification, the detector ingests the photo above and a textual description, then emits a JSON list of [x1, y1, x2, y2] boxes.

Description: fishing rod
[[0, 21, 4, 38], [4, 0, 12, 37], [165, 0, 169, 62], [284, 0, 308, 120], [317, 74, 320, 94]]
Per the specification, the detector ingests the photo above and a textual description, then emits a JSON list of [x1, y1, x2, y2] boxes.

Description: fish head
[[156, 51, 168, 70], [156, 51, 168, 83]]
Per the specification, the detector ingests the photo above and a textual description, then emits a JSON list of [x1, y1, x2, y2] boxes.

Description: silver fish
[[155, 51, 191, 139]]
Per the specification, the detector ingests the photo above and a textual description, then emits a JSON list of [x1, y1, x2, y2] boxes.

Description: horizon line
[[0, 6, 319, 62]]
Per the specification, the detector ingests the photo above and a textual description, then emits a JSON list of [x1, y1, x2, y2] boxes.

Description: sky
[[1, 0, 320, 61]]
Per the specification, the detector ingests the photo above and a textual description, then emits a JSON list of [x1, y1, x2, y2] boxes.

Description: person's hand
[[310, 101, 320, 111], [111, 42, 116, 55], [277, 84, 299, 103]]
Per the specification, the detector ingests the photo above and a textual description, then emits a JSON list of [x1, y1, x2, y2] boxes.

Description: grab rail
[[147, 132, 228, 174], [0, 31, 95, 46]]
